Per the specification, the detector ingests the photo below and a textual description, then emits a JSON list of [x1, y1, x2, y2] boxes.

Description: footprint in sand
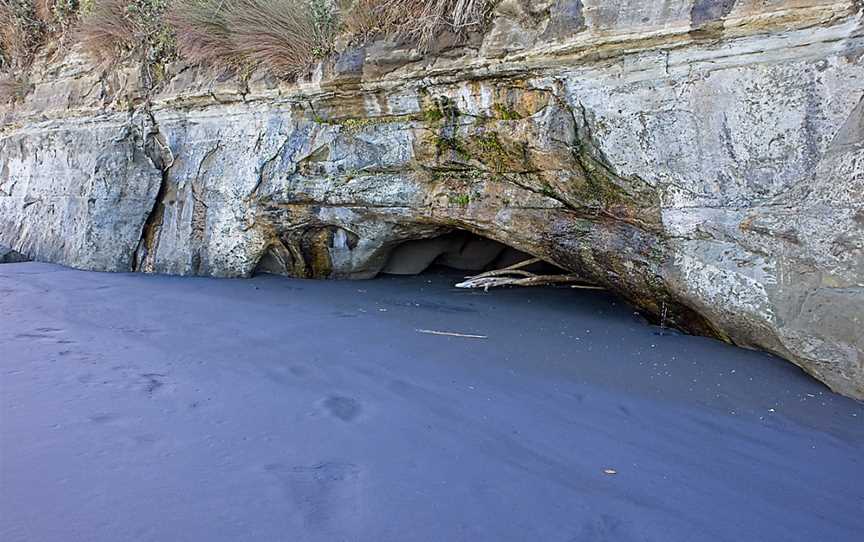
[[140, 373, 167, 395], [321, 395, 362, 422], [264, 462, 363, 530]]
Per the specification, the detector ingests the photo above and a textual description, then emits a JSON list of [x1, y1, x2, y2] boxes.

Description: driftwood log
[[455, 258, 606, 291]]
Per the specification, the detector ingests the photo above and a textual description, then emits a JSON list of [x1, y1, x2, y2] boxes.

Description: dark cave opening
[[379, 231, 566, 278], [252, 227, 572, 285]]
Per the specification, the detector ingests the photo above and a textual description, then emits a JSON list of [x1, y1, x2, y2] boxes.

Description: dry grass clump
[[167, 0, 235, 67], [3, 0, 496, 84], [337, 0, 397, 41], [170, 0, 494, 76], [76, 0, 173, 65], [341, 0, 494, 50], [0, 0, 46, 70], [0, 0, 81, 103], [420, 0, 493, 39], [0, 1, 81, 70], [74, 0, 135, 61], [170, 0, 338, 77], [228, 0, 338, 76]]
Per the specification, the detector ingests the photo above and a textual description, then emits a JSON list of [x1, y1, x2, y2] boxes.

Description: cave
[[253, 227, 571, 284], [378, 231, 566, 280]]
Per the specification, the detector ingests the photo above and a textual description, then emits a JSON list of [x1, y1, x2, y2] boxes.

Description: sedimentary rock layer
[[1, 0, 862, 397]]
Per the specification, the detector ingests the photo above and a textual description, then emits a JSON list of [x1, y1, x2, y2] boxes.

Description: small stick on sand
[[416, 329, 488, 339]]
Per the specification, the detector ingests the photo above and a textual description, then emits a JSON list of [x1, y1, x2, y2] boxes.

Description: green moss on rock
[[492, 103, 523, 120]]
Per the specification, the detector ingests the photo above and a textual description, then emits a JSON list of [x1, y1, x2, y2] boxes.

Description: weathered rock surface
[[1, 0, 862, 397]]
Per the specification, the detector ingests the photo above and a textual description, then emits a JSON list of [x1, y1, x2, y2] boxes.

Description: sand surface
[[1, 262, 862, 541]]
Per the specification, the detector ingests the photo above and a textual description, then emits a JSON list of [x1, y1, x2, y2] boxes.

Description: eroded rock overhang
[[0, 0, 862, 398]]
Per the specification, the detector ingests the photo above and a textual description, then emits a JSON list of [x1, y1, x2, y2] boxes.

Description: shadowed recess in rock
[[380, 232, 563, 276], [254, 229, 569, 280]]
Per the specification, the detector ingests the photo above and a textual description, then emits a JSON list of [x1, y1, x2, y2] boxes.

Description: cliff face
[[1, 0, 863, 398]]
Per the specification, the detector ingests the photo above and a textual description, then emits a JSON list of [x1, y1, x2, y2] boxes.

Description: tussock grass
[[0, 0, 46, 69], [75, 0, 136, 62], [171, 0, 493, 76], [0, 1, 81, 70], [338, 0, 396, 41], [171, 0, 338, 77], [228, 0, 337, 77], [5, 0, 496, 81], [411, 0, 494, 48], [341, 0, 493, 50], [168, 0, 235, 67], [76, 0, 173, 65]]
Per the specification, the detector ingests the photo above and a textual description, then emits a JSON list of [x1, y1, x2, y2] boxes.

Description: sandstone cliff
[[1, 0, 863, 398]]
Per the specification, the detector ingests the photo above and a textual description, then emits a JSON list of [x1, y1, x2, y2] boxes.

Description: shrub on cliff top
[[170, 0, 338, 77], [341, 0, 493, 50], [76, 0, 174, 65], [75, 0, 135, 62], [5, 0, 496, 81], [0, 0, 81, 71], [0, 0, 46, 70], [170, 0, 493, 76], [167, 0, 235, 67], [228, 0, 338, 76]]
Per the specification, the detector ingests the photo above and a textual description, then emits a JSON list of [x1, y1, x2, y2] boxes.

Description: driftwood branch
[[455, 258, 606, 292], [416, 329, 488, 339]]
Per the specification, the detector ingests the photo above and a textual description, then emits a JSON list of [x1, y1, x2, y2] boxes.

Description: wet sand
[[1, 262, 862, 541]]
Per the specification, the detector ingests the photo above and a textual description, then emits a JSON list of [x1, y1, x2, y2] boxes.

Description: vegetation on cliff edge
[[0, 0, 496, 101]]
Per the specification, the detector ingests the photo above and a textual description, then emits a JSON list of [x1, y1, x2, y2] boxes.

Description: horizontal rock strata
[[1, 0, 863, 398]]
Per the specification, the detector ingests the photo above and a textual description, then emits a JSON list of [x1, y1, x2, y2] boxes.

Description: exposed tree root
[[455, 258, 606, 291]]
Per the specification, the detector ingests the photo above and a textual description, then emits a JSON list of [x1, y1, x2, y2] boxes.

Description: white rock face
[[0, 116, 162, 271], [1, 0, 862, 397]]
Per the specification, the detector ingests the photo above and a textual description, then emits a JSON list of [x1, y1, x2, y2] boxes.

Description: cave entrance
[[253, 228, 595, 290], [378, 231, 583, 290]]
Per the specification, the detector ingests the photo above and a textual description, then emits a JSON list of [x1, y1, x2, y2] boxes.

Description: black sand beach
[[1, 262, 862, 541]]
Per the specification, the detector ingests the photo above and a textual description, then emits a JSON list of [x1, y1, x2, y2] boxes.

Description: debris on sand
[[416, 329, 488, 339]]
